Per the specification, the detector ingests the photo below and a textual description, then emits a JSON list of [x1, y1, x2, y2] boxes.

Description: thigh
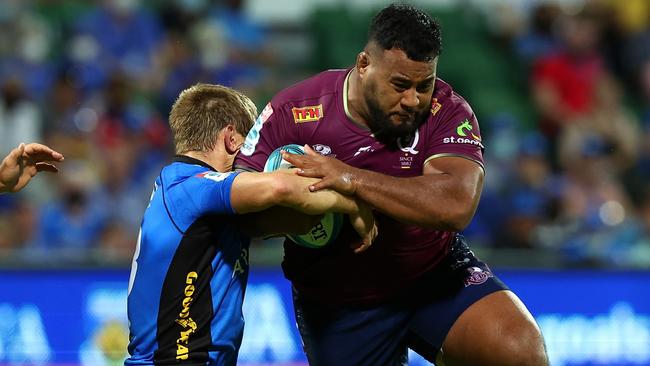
[[405, 236, 547, 366], [293, 289, 410, 366], [440, 290, 548, 366], [404, 236, 509, 363]]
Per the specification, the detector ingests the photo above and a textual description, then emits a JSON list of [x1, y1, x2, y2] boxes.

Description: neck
[[183, 149, 233, 172], [345, 68, 371, 129]]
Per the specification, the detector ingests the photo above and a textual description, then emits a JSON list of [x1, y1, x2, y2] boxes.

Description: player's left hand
[[348, 199, 378, 254], [0, 143, 64, 193], [282, 145, 359, 195]]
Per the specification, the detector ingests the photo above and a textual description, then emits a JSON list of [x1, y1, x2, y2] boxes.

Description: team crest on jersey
[[196, 171, 232, 182], [313, 144, 333, 156], [397, 130, 420, 155], [430, 98, 442, 116], [292, 105, 323, 123], [463, 266, 493, 287]]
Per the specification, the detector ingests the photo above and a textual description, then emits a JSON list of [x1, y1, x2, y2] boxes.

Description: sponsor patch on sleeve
[[196, 171, 233, 182], [292, 105, 323, 123], [442, 119, 484, 148]]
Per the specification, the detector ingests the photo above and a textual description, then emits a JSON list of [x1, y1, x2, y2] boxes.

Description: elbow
[[437, 185, 481, 232], [443, 212, 473, 232], [267, 175, 293, 207], [430, 203, 475, 232]]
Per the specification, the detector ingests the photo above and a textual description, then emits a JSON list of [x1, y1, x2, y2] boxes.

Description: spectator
[[531, 10, 604, 143], [0, 80, 42, 157], [557, 74, 641, 175], [514, 3, 562, 64], [34, 161, 107, 261], [502, 133, 560, 249], [70, 0, 164, 92]]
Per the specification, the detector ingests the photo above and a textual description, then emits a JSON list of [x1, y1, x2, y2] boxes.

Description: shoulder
[[161, 163, 236, 191], [271, 69, 347, 107], [431, 78, 476, 121]]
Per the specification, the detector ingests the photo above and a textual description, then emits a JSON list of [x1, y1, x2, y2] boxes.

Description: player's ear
[[356, 51, 370, 76], [224, 124, 241, 154]]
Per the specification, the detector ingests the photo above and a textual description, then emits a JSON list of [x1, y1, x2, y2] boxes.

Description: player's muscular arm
[[231, 170, 361, 215], [239, 207, 321, 237], [283, 146, 483, 231], [231, 171, 377, 246]]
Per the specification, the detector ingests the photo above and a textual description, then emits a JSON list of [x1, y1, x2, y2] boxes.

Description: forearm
[[349, 167, 480, 230], [281, 175, 360, 215], [232, 172, 361, 238], [238, 207, 321, 237], [0, 164, 10, 193]]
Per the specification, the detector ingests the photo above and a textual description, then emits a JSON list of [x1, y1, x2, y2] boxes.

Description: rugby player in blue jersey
[[0, 142, 64, 194], [236, 4, 548, 366], [124, 83, 377, 366]]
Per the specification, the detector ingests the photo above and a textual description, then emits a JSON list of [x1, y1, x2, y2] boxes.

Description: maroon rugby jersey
[[235, 69, 484, 305]]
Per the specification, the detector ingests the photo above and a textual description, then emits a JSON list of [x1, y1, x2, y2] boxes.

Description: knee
[[500, 325, 548, 366]]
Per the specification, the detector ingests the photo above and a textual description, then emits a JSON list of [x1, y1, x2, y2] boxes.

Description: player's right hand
[[0, 143, 64, 193], [281, 145, 360, 195]]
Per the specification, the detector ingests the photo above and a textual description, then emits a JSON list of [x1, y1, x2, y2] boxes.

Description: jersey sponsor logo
[[456, 119, 481, 141], [431, 98, 442, 116], [175, 271, 199, 360], [312, 144, 332, 156], [233, 248, 249, 278], [292, 104, 323, 123], [463, 266, 493, 287], [443, 119, 484, 148], [241, 103, 273, 156], [196, 171, 232, 182]]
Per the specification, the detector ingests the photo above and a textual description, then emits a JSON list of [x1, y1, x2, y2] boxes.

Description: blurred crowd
[[467, 0, 650, 267], [0, 0, 276, 265], [0, 0, 648, 268]]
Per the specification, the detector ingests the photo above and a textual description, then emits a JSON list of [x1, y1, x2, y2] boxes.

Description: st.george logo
[[456, 119, 481, 141]]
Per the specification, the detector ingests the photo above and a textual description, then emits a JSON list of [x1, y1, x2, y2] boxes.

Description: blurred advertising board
[[0, 269, 647, 366]]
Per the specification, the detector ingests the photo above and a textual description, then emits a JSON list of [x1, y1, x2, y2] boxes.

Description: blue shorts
[[292, 235, 508, 366]]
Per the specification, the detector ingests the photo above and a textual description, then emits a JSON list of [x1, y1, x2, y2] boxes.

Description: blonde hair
[[169, 83, 257, 154]]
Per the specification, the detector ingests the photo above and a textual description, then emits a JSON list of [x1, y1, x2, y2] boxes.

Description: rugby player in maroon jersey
[[235, 4, 548, 365]]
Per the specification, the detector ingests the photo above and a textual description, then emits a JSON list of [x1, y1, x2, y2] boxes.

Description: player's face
[[361, 48, 437, 138]]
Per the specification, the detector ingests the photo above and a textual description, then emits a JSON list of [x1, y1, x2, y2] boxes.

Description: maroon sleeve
[[423, 99, 485, 169], [234, 101, 298, 172]]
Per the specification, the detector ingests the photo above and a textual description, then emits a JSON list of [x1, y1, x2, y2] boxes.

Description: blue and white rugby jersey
[[125, 156, 250, 366]]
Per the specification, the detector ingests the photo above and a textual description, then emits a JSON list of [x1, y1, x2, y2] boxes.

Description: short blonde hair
[[169, 83, 257, 154]]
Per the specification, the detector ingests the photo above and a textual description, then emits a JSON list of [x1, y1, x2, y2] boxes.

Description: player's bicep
[[229, 172, 279, 214], [186, 171, 242, 218], [423, 155, 484, 203]]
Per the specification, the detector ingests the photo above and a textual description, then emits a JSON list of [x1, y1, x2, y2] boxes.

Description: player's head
[[169, 83, 257, 154], [356, 4, 441, 141]]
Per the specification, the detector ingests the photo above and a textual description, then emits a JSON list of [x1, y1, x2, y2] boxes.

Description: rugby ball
[[264, 144, 343, 248]]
